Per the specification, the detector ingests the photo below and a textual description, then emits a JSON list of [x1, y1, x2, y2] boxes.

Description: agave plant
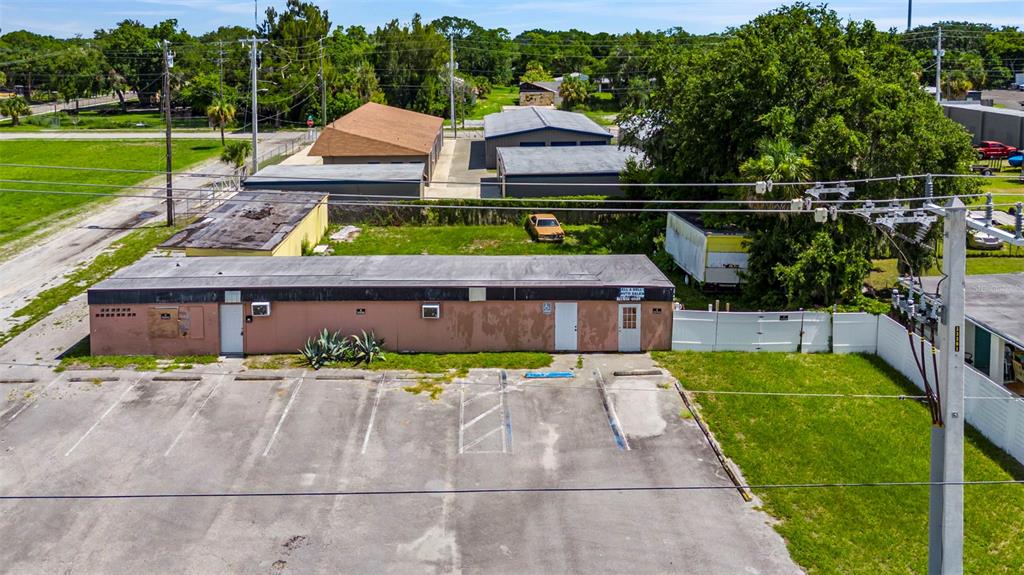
[[299, 328, 349, 369], [350, 330, 386, 366]]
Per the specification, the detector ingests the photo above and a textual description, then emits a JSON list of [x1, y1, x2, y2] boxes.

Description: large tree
[[372, 15, 447, 115], [626, 4, 977, 308]]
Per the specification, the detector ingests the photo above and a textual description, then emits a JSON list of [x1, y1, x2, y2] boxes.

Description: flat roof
[[498, 146, 642, 176], [919, 273, 1024, 348], [484, 108, 611, 139], [160, 191, 325, 252], [246, 163, 424, 185], [309, 102, 443, 158], [942, 102, 1024, 119], [92, 255, 675, 291]]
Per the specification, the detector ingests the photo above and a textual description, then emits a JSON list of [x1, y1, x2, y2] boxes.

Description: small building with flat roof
[[308, 102, 444, 179], [497, 146, 642, 197], [483, 108, 612, 169], [245, 163, 424, 198], [87, 255, 674, 356], [918, 273, 1024, 387], [160, 191, 328, 257]]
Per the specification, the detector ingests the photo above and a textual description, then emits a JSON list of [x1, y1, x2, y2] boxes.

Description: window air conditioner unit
[[252, 302, 271, 317]]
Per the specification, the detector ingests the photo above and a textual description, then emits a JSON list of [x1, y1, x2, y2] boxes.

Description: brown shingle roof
[[309, 102, 443, 158]]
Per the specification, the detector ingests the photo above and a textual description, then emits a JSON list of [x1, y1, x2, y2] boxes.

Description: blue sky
[[3, 0, 1021, 38]]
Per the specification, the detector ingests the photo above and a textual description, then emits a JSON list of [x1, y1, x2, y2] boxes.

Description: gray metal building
[[244, 163, 424, 199], [483, 108, 612, 169], [497, 146, 643, 197], [942, 103, 1024, 149]]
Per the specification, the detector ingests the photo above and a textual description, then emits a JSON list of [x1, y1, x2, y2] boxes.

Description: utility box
[[665, 212, 749, 289]]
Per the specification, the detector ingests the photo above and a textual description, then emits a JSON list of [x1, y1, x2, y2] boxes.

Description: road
[[0, 131, 307, 352], [1, 93, 135, 122], [0, 130, 276, 140]]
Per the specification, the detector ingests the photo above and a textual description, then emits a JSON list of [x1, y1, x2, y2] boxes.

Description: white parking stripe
[[8, 373, 65, 422], [164, 374, 226, 457], [262, 371, 306, 457], [360, 373, 386, 455], [65, 377, 142, 457]]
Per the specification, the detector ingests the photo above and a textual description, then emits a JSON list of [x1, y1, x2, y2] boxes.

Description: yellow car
[[526, 213, 565, 242]]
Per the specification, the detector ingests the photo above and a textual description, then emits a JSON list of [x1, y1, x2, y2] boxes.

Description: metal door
[[618, 304, 641, 352], [219, 304, 244, 355], [974, 326, 991, 374], [554, 302, 578, 351]]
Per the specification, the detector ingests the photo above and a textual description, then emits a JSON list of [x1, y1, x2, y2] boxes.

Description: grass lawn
[[0, 139, 222, 249], [57, 340, 217, 372], [652, 352, 1024, 574], [3, 107, 209, 131], [244, 351, 552, 372], [977, 171, 1024, 206], [467, 86, 519, 119], [328, 223, 613, 255], [0, 224, 182, 348]]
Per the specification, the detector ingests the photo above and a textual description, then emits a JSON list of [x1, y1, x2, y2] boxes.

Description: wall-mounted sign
[[542, 302, 552, 315], [617, 287, 645, 301]]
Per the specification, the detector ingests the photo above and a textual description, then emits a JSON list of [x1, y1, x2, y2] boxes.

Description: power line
[[2, 479, 1022, 502]]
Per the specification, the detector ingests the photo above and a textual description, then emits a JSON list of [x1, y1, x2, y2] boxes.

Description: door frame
[[618, 303, 642, 352]]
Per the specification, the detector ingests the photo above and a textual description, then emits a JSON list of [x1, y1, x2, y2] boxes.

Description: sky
[[2, 0, 1021, 38]]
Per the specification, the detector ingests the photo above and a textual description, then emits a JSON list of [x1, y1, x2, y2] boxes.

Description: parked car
[[1008, 151, 1023, 168], [968, 230, 1003, 250], [526, 213, 565, 242], [975, 140, 1018, 160]]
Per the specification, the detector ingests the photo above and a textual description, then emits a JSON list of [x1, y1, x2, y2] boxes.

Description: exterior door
[[219, 304, 244, 355], [554, 302, 578, 351], [974, 326, 991, 375], [618, 304, 641, 352]]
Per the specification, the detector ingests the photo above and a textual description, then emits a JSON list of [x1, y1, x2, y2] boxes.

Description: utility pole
[[934, 27, 944, 102], [243, 37, 267, 174], [449, 35, 457, 139], [319, 37, 327, 129], [907, 0, 912, 32], [162, 39, 174, 226], [218, 42, 224, 104], [928, 197, 966, 575]]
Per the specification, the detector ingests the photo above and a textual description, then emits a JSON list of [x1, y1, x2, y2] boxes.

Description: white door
[[554, 302, 578, 351], [618, 304, 641, 352], [219, 304, 244, 355]]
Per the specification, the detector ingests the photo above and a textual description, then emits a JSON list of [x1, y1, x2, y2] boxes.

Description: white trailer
[[665, 212, 748, 287]]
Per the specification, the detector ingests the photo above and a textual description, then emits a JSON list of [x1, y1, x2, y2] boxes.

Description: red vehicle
[[975, 140, 1018, 159]]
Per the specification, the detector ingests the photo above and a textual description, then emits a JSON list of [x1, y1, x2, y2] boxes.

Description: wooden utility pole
[[162, 39, 174, 226], [449, 35, 457, 139], [320, 37, 327, 128]]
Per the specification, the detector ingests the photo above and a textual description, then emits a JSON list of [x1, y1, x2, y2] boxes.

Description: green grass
[[57, 350, 218, 372], [467, 86, 519, 119], [652, 352, 1024, 574], [328, 224, 613, 256], [365, 352, 551, 372], [244, 351, 552, 372], [0, 224, 182, 348], [0, 140, 222, 249], [977, 172, 1024, 206]]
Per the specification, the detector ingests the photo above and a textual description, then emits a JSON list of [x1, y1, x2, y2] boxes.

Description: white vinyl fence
[[669, 309, 1024, 464]]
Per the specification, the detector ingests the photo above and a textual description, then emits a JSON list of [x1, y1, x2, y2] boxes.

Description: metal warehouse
[[942, 103, 1024, 149], [244, 163, 424, 198], [160, 191, 328, 257], [87, 255, 674, 356], [483, 108, 612, 169], [497, 146, 643, 197]]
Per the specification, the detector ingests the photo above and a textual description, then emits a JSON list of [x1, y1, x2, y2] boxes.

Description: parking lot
[[0, 355, 799, 574]]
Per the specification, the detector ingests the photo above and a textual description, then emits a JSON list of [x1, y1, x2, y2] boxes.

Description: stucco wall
[[89, 303, 220, 356], [519, 92, 556, 107], [88, 299, 672, 356], [485, 130, 612, 168], [270, 200, 328, 256]]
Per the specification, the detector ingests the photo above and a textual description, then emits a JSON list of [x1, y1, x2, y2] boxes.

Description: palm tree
[[206, 99, 236, 145], [558, 77, 589, 109], [0, 96, 32, 126], [739, 137, 813, 184], [220, 140, 251, 169]]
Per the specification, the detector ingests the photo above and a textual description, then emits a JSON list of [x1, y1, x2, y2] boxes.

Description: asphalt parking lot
[[0, 355, 800, 574]]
